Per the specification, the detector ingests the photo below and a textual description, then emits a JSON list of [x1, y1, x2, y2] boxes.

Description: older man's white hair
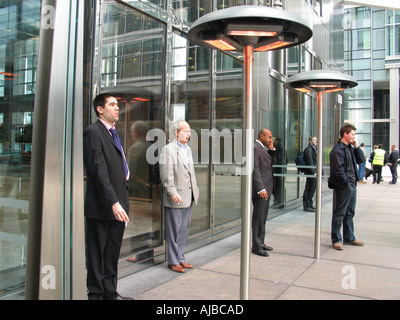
[[170, 120, 189, 140]]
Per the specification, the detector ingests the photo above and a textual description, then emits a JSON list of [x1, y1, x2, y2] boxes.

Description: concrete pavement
[[118, 170, 400, 300]]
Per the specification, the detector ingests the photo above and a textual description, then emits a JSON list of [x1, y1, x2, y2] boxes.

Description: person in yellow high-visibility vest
[[370, 144, 387, 184]]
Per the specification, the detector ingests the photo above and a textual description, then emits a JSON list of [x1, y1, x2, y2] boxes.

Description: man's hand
[[259, 190, 268, 200], [171, 194, 182, 204], [112, 202, 130, 223]]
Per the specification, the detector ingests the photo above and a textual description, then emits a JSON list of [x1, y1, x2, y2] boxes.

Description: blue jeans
[[358, 162, 365, 181], [331, 184, 357, 244]]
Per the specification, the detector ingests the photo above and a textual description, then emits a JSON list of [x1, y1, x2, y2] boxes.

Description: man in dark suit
[[388, 144, 399, 184], [252, 129, 276, 257], [83, 93, 132, 300], [303, 136, 317, 212]]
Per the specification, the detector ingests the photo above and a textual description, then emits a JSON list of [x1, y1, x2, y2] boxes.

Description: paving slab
[[200, 249, 315, 285], [293, 259, 400, 300], [277, 285, 370, 300], [321, 243, 400, 269], [135, 268, 289, 300]]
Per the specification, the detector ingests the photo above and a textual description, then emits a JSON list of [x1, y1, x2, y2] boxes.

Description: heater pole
[[314, 91, 323, 259], [240, 44, 254, 300]]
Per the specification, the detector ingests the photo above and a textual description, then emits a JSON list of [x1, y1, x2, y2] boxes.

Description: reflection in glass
[[214, 52, 242, 227], [172, 31, 211, 234], [95, 2, 165, 265], [268, 76, 286, 208], [0, 0, 41, 296]]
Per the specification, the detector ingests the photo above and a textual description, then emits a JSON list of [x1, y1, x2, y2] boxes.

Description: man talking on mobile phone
[[328, 124, 365, 251]]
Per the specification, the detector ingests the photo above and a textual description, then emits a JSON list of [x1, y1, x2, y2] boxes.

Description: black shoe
[[252, 249, 269, 257], [262, 244, 273, 251], [105, 294, 134, 300], [304, 207, 315, 212]]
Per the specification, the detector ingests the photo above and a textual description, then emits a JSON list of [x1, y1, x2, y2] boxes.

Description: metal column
[[314, 91, 323, 259], [240, 44, 254, 300]]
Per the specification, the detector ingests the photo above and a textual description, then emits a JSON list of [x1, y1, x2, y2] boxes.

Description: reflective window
[[268, 76, 286, 208], [0, 0, 41, 297], [170, 31, 211, 234], [214, 51, 243, 226], [92, 2, 166, 265]]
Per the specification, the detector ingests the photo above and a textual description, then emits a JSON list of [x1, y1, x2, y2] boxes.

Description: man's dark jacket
[[388, 149, 399, 167], [328, 139, 365, 189], [304, 144, 317, 175], [83, 120, 130, 220]]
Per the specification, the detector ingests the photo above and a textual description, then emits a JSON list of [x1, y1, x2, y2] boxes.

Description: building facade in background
[[0, 0, 346, 299], [344, 5, 400, 154]]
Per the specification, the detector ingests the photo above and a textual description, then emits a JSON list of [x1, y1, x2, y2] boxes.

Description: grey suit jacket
[[252, 141, 276, 198], [159, 140, 199, 208]]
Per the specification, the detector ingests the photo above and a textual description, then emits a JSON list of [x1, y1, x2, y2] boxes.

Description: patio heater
[[283, 70, 358, 260], [188, 5, 312, 300]]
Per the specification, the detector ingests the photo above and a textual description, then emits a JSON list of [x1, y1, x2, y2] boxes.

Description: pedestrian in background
[[370, 144, 387, 184], [358, 143, 367, 183], [303, 136, 317, 212], [388, 144, 399, 185]]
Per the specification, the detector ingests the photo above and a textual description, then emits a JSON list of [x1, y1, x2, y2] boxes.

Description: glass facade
[[0, 0, 41, 296], [1, 0, 346, 299], [344, 6, 400, 153]]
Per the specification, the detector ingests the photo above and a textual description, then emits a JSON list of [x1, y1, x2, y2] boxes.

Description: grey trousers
[[165, 206, 193, 265]]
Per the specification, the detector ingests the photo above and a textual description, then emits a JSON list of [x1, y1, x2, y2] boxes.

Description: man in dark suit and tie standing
[[252, 129, 276, 257], [83, 93, 132, 300]]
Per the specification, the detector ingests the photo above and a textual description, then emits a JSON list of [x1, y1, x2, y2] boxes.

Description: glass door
[[93, 1, 166, 270]]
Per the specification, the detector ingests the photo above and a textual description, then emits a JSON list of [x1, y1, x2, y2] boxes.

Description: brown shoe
[[344, 240, 364, 246], [333, 242, 343, 251], [180, 262, 193, 269], [168, 264, 185, 273]]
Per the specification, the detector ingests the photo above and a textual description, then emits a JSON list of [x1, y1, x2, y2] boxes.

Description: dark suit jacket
[[83, 120, 129, 220], [252, 141, 276, 198], [303, 144, 317, 175]]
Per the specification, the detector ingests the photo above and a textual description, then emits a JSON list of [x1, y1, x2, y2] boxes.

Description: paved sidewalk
[[118, 171, 400, 300]]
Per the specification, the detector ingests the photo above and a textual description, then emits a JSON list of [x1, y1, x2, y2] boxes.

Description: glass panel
[[386, 26, 394, 56], [216, 0, 246, 10], [170, 31, 211, 234], [353, 29, 371, 51], [387, 10, 394, 25], [287, 47, 299, 77], [396, 25, 400, 56], [214, 51, 242, 227], [373, 29, 385, 50], [96, 2, 165, 258], [0, 0, 41, 296], [344, 109, 371, 122], [268, 76, 286, 209], [286, 90, 303, 203]]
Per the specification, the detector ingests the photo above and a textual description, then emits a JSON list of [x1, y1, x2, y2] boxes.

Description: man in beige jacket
[[159, 120, 199, 273]]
